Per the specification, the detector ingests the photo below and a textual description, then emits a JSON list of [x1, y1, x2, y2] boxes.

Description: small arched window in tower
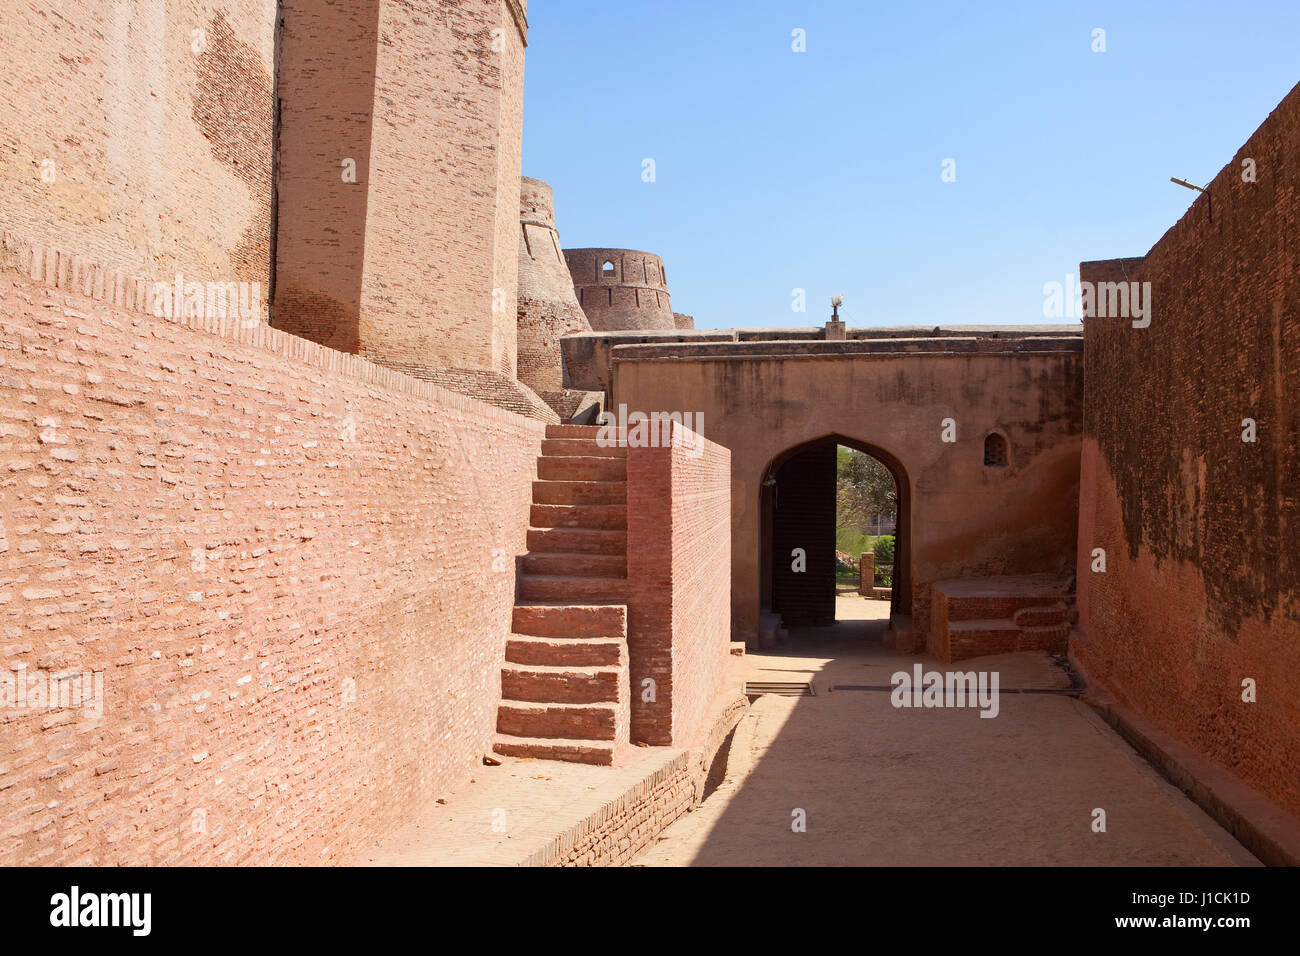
[[601, 259, 615, 279], [984, 432, 1008, 467]]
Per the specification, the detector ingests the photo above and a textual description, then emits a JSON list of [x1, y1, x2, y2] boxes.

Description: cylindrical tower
[[516, 177, 592, 406], [564, 248, 675, 331]]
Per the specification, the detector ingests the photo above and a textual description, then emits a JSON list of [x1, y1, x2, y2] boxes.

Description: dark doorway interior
[[761, 436, 910, 632]]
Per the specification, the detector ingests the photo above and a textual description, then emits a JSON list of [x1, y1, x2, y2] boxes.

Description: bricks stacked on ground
[[930, 574, 1072, 662], [0, 271, 545, 865], [494, 426, 631, 765]]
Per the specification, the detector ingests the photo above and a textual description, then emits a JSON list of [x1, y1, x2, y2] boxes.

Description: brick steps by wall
[[530, 503, 627, 530], [494, 427, 632, 764], [932, 574, 1072, 661], [505, 635, 625, 667], [498, 701, 622, 740], [537, 456, 626, 482], [491, 734, 618, 766], [526, 528, 627, 555], [511, 603, 626, 638], [519, 574, 625, 603], [531, 479, 627, 505], [541, 438, 625, 458], [522, 551, 626, 577], [502, 663, 625, 703]]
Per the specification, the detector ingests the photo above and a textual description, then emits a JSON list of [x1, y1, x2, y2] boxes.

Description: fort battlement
[[565, 248, 676, 331]]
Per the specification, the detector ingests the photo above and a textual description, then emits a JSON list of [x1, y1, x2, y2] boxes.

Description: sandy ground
[[633, 595, 1259, 867]]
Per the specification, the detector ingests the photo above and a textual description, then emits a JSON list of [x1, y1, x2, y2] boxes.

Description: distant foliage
[[836, 446, 896, 534], [873, 535, 895, 566]]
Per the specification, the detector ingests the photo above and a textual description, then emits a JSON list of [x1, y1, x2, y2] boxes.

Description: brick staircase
[[493, 425, 631, 765], [932, 574, 1072, 662]]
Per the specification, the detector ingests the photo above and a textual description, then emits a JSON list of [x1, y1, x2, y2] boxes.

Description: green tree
[[836, 446, 896, 534]]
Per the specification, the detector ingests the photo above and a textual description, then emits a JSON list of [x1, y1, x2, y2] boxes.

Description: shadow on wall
[[270, 0, 382, 353]]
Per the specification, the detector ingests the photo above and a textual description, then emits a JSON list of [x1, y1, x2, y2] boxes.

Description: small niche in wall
[[984, 432, 1008, 467]]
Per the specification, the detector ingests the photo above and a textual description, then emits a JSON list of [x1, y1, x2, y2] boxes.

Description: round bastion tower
[[564, 248, 678, 331], [516, 177, 593, 414]]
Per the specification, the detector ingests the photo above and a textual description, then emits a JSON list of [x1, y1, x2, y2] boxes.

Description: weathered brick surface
[[0, 269, 544, 865], [1, 1, 276, 310], [565, 249, 676, 331], [516, 178, 592, 414], [1076, 81, 1300, 818], [626, 423, 731, 745], [273, 0, 527, 379]]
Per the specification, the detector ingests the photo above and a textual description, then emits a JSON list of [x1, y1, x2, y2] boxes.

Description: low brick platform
[[358, 689, 746, 866], [931, 574, 1073, 661]]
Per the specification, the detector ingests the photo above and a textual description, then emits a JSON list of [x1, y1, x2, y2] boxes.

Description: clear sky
[[521, 0, 1299, 330]]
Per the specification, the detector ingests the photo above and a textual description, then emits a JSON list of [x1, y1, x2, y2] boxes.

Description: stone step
[[505, 634, 625, 667], [947, 618, 1021, 660], [541, 438, 626, 459], [531, 479, 626, 505], [501, 663, 625, 704], [526, 527, 627, 554], [545, 424, 603, 439], [945, 595, 1064, 622], [511, 603, 627, 639], [492, 734, 616, 766], [530, 503, 627, 530], [497, 701, 620, 741], [1012, 601, 1068, 627], [519, 574, 626, 603], [537, 456, 626, 482], [522, 551, 626, 578]]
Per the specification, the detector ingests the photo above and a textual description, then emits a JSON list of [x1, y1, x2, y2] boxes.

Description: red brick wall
[[625, 423, 731, 746], [1075, 81, 1300, 818], [0, 270, 544, 865], [273, 0, 527, 380], [0, 1, 277, 306]]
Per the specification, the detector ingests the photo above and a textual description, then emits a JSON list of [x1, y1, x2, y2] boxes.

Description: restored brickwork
[[0, 270, 545, 865], [273, 0, 527, 380], [1075, 81, 1300, 818], [626, 423, 731, 745], [565, 249, 676, 331], [0, 1, 277, 309]]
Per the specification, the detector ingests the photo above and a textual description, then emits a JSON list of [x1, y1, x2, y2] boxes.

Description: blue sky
[[521, 0, 1299, 330]]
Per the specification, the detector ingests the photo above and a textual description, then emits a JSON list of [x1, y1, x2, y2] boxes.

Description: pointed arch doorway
[[758, 434, 911, 630]]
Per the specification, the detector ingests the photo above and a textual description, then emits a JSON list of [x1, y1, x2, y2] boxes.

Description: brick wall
[[1075, 81, 1300, 818], [1, 1, 277, 309], [0, 269, 545, 865], [274, 0, 526, 379], [625, 422, 731, 746]]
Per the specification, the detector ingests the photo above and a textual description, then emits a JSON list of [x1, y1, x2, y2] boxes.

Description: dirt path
[[633, 596, 1258, 866]]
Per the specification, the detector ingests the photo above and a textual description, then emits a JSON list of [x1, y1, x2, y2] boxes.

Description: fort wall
[[0, 1, 278, 314], [0, 268, 544, 865], [516, 178, 591, 409], [1075, 81, 1300, 818], [565, 248, 676, 331], [273, 0, 528, 380]]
